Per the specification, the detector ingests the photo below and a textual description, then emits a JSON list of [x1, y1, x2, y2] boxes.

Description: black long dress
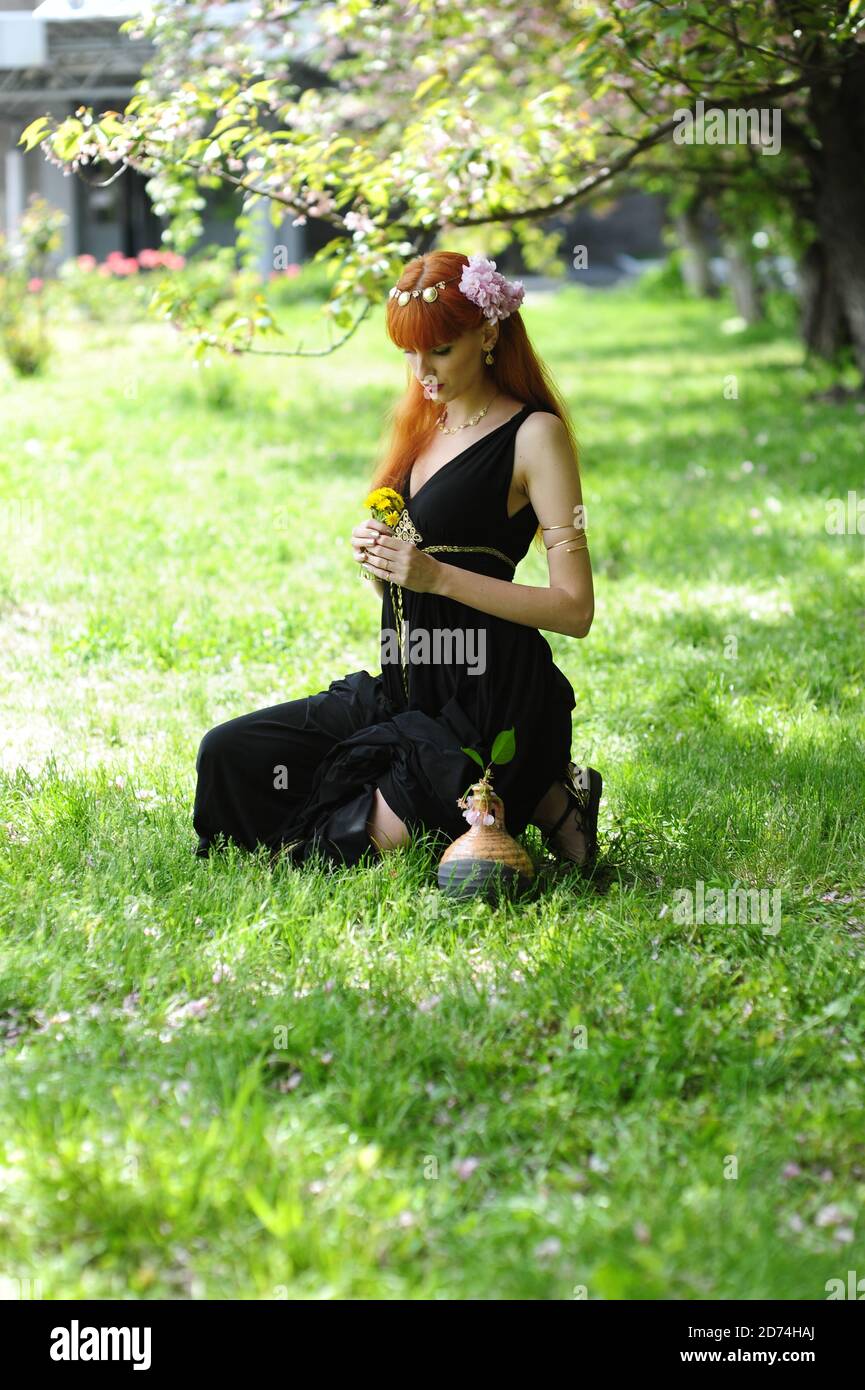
[[192, 403, 576, 866]]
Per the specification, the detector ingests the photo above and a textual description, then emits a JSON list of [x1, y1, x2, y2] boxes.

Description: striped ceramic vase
[[437, 785, 535, 901]]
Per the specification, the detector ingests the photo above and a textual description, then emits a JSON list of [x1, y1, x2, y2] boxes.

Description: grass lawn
[[1, 281, 864, 1299]]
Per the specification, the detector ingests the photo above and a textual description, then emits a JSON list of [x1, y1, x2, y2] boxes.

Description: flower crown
[[388, 254, 525, 323]]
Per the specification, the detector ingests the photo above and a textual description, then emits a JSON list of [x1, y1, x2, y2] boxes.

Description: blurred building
[[1, 1, 664, 282], [0, 0, 310, 272]]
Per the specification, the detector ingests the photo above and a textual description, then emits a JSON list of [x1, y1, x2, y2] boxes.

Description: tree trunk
[[810, 55, 865, 378], [723, 236, 765, 325], [798, 239, 851, 360], [674, 194, 718, 298]]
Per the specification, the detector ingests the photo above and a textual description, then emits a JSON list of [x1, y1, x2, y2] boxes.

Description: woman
[[193, 251, 602, 873]]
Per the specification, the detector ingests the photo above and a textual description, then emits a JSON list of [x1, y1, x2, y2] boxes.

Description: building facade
[[0, 0, 307, 272]]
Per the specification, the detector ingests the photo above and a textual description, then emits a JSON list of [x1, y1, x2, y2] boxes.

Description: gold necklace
[[436, 392, 500, 435]]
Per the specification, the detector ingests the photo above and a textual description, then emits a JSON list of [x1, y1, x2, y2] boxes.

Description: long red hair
[[370, 251, 580, 543]]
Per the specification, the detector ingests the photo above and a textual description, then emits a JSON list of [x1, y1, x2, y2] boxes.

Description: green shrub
[[2, 315, 51, 374], [637, 250, 688, 299]]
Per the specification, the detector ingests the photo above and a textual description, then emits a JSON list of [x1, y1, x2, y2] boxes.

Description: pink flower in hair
[[459, 254, 525, 323]]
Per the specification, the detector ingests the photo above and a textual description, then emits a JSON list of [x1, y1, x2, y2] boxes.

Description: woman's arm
[[364, 412, 594, 640]]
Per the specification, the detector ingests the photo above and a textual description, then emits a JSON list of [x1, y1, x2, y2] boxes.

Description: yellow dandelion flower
[[364, 486, 405, 523]]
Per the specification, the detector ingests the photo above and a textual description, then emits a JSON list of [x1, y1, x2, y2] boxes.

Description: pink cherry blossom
[[458, 254, 525, 323]]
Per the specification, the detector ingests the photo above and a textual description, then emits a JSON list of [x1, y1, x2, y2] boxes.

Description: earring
[[484, 348, 494, 364]]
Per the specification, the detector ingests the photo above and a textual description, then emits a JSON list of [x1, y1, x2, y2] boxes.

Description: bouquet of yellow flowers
[[364, 487, 404, 528]]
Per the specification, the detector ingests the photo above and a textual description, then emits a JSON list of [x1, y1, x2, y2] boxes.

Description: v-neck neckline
[[407, 403, 530, 503]]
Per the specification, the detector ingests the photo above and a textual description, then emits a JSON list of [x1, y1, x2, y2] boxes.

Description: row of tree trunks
[[671, 51, 865, 372]]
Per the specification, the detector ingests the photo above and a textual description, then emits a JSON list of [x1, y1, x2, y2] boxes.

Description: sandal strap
[[546, 799, 578, 840], [540, 765, 602, 869], [543, 773, 589, 841]]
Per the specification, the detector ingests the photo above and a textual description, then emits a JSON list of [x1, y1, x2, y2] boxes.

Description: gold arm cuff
[[546, 532, 587, 551]]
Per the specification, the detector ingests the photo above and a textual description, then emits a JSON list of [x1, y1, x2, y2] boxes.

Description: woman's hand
[[351, 517, 392, 574], [361, 530, 441, 593]]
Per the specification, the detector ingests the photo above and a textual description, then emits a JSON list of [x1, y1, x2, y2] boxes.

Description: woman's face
[[401, 323, 496, 403]]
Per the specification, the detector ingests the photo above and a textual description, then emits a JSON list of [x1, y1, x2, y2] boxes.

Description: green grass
[[1, 282, 864, 1299]]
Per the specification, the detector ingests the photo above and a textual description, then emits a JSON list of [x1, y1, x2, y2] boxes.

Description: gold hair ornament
[[388, 276, 460, 307]]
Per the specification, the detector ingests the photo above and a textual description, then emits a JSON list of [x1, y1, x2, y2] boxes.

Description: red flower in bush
[[102, 250, 138, 275]]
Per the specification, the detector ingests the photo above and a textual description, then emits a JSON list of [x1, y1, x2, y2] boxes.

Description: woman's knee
[[366, 787, 410, 853], [196, 719, 239, 770]]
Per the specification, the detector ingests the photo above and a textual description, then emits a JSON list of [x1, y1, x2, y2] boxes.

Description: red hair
[[370, 251, 580, 544]]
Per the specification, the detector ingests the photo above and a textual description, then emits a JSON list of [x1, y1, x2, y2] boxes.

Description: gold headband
[[388, 274, 462, 307]]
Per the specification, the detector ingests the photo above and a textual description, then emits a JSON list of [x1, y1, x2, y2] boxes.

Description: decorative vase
[[437, 784, 535, 901]]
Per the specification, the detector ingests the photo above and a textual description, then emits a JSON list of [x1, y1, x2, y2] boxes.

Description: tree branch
[[435, 78, 812, 231]]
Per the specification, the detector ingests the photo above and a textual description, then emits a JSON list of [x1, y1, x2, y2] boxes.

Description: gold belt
[[389, 543, 516, 698]]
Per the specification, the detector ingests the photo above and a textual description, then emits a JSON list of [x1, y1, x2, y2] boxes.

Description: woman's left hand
[[361, 533, 441, 593]]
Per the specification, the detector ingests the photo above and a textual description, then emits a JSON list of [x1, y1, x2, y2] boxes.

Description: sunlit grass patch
[[1, 284, 863, 1298]]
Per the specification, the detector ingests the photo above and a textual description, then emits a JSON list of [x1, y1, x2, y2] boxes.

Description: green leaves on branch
[[54, 120, 86, 161], [16, 0, 865, 365], [18, 117, 51, 152], [491, 728, 516, 765], [460, 727, 516, 801], [461, 726, 516, 772]]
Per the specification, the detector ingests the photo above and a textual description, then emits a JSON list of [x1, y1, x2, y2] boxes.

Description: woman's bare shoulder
[[515, 409, 570, 453], [513, 410, 576, 496]]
